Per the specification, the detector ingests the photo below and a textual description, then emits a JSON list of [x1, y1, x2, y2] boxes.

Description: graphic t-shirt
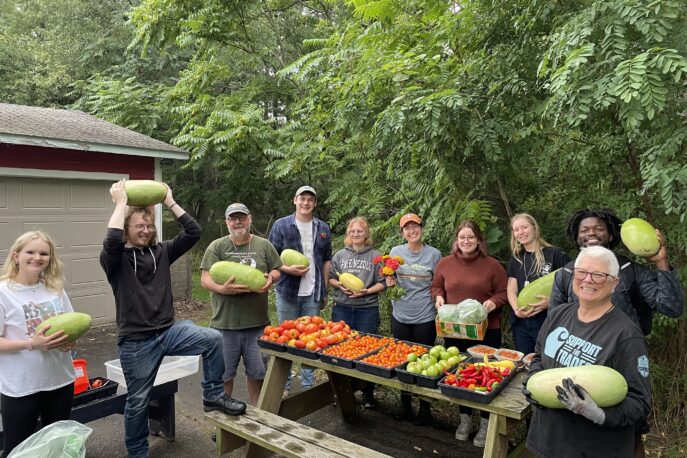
[[0, 280, 75, 397], [389, 244, 442, 324], [295, 218, 315, 296], [200, 235, 282, 329], [526, 303, 651, 458]]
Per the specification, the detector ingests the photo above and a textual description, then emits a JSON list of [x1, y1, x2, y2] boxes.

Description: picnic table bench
[[0, 380, 177, 451], [208, 348, 530, 458]]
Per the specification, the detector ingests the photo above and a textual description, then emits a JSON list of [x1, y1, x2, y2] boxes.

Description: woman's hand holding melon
[[30, 325, 69, 351]]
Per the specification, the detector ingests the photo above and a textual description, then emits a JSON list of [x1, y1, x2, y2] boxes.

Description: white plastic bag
[[437, 299, 487, 324], [8, 420, 92, 458]]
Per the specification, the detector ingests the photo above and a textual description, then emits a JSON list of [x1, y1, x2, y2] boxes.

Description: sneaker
[[455, 414, 472, 441], [473, 418, 489, 447], [203, 393, 247, 416]]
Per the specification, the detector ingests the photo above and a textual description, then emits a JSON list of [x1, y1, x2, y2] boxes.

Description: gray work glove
[[555, 377, 605, 425]]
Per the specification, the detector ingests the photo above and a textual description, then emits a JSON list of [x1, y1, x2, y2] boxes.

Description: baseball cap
[[295, 185, 317, 197], [400, 213, 422, 228], [225, 203, 250, 217]]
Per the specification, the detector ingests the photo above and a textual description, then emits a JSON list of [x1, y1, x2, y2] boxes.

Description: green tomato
[[406, 352, 418, 363], [447, 346, 460, 356]]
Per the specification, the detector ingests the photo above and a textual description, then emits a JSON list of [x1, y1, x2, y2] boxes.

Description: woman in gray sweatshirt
[[328, 216, 385, 407]]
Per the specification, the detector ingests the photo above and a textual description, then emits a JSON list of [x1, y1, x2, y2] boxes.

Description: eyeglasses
[[458, 236, 477, 242], [572, 268, 615, 284], [132, 224, 156, 232], [227, 215, 248, 222]]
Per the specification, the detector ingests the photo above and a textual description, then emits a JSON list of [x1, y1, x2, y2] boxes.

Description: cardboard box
[[105, 355, 199, 389], [435, 318, 488, 340]]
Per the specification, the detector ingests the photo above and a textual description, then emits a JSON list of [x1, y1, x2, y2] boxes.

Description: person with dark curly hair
[[549, 207, 684, 458]]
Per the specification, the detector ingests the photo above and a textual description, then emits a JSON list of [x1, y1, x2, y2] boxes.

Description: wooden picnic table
[[216, 347, 530, 458]]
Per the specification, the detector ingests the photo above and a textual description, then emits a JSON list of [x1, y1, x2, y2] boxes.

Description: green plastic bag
[[8, 420, 92, 458]]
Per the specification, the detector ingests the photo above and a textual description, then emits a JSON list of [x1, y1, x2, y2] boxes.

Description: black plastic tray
[[257, 338, 286, 353], [318, 334, 392, 368], [395, 353, 469, 388], [355, 358, 396, 378], [285, 345, 320, 360], [72, 377, 119, 406], [437, 364, 516, 404]]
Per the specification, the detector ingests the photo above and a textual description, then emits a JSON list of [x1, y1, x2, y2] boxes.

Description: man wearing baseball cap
[[268, 186, 332, 396], [200, 202, 282, 405]]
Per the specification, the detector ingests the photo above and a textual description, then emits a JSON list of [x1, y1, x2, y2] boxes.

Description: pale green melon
[[124, 180, 167, 207], [280, 249, 309, 267], [517, 269, 559, 309], [209, 261, 267, 292], [621, 218, 660, 257], [35, 312, 92, 343], [527, 365, 628, 409]]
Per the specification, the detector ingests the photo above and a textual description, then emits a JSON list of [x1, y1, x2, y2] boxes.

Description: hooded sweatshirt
[[100, 213, 201, 340], [329, 245, 385, 307]]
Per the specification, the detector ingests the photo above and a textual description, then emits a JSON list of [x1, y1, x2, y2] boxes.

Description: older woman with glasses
[[524, 245, 651, 458], [329, 216, 386, 408], [431, 220, 508, 447]]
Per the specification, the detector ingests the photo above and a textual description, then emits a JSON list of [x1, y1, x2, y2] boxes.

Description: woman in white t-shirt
[[0, 231, 75, 457]]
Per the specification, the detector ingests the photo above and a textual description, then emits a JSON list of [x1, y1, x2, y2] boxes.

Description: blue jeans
[[276, 293, 320, 389], [331, 304, 380, 334], [118, 320, 225, 458]]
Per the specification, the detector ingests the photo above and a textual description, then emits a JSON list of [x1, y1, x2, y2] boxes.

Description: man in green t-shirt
[[200, 203, 282, 405]]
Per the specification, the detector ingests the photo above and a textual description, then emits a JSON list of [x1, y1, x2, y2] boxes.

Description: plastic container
[[105, 355, 200, 389], [72, 359, 90, 395], [467, 345, 497, 360], [285, 345, 320, 360], [495, 348, 524, 363], [72, 377, 119, 407], [257, 337, 287, 352], [438, 365, 517, 404]]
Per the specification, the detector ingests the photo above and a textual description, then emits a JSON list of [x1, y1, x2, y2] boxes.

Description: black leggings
[[1, 382, 74, 458], [391, 316, 437, 347]]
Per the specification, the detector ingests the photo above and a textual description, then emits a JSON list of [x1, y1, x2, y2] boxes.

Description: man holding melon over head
[[200, 203, 282, 406], [268, 185, 332, 396], [549, 208, 684, 457], [102, 180, 245, 458]]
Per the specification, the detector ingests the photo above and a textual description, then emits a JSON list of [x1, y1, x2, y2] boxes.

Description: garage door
[[0, 177, 116, 324]]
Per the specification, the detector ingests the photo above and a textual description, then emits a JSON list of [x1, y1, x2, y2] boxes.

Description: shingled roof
[[0, 103, 187, 159]]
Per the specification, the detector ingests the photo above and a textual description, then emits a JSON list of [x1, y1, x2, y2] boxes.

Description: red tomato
[[294, 340, 306, 348], [282, 320, 295, 330]]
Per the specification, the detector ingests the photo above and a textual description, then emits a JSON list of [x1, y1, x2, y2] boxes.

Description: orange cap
[[400, 213, 422, 228]]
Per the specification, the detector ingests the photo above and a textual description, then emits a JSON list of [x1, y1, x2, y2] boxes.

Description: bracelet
[[26, 338, 34, 351], [169, 203, 179, 210]]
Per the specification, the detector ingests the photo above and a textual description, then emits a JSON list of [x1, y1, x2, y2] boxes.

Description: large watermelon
[[209, 261, 267, 292], [517, 269, 559, 310], [124, 180, 167, 207], [621, 218, 660, 258], [35, 312, 92, 343], [527, 365, 628, 409]]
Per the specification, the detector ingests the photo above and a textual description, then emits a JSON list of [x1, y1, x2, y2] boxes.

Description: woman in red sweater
[[431, 220, 508, 447]]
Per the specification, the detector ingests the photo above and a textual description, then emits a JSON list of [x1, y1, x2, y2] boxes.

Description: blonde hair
[[344, 217, 373, 247], [510, 213, 552, 274], [0, 231, 64, 292], [124, 207, 158, 245]]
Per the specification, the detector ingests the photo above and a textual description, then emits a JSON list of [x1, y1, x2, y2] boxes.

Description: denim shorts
[[220, 327, 267, 380]]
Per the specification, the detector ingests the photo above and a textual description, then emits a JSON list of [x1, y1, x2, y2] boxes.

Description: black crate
[[285, 345, 320, 360], [354, 359, 396, 378], [257, 338, 286, 352], [395, 362, 417, 384], [72, 377, 119, 406], [437, 365, 516, 404]]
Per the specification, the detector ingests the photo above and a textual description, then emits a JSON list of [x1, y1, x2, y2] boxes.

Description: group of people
[[0, 180, 683, 458]]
